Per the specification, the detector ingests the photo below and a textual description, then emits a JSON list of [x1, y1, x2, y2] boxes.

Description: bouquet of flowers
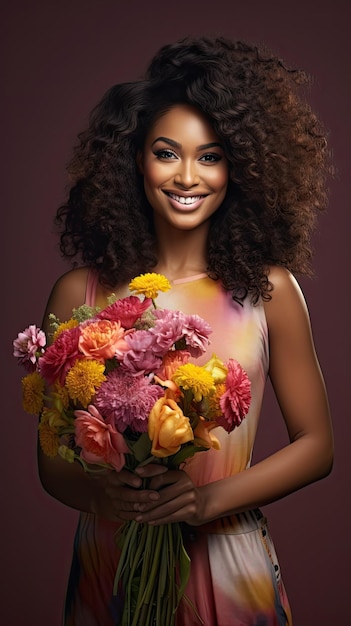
[[13, 272, 251, 626]]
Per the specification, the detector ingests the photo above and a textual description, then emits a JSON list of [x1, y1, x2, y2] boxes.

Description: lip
[[162, 190, 208, 211]]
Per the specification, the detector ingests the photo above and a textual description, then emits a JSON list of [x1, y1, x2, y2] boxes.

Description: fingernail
[[149, 492, 160, 501]]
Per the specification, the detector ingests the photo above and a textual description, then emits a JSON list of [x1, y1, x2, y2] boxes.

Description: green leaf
[[171, 443, 209, 466], [127, 433, 152, 463]]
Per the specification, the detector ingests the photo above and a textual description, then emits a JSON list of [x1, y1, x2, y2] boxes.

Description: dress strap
[[85, 269, 99, 307]]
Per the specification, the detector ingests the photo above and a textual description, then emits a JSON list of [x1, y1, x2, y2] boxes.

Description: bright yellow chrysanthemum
[[207, 382, 226, 419], [65, 359, 106, 407], [22, 371, 45, 415], [52, 318, 79, 341], [128, 273, 171, 300], [38, 421, 60, 457], [172, 363, 216, 403]]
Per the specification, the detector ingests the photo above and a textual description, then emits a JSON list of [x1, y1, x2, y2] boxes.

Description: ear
[[136, 150, 144, 174]]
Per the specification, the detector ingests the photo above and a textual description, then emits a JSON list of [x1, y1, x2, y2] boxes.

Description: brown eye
[[199, 153, 222, 163], [154, 149, 177, 160]]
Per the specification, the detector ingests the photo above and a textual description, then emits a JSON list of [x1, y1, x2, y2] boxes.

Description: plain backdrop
[[2, 1, 350, 625]]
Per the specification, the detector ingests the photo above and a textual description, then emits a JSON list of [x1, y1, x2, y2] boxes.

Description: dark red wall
[[2, 2, 349, 624]]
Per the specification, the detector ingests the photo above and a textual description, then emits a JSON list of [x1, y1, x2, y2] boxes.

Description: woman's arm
[[38, 268, 163, 519], [134, 267, 334, 525]]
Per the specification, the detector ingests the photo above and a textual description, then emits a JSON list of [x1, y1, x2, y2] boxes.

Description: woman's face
[[138, 104, 229, 233]]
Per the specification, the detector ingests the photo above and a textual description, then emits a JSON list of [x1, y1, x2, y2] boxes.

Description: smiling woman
[[33, 35, 333, 626], [137, 104, 229, 240]]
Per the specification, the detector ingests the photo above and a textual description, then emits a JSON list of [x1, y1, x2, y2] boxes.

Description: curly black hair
[[56, 36, 332, 303]]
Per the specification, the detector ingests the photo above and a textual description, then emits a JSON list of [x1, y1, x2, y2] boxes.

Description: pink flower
[[78, 319, 129, 361], [122, 330, 162, 374], [218, 359, 251, 432], [97, 296, 152, 329], [74, 404, 129, 471], [13, 325, 46, 371], [150, 309, 184, 354], [180, 314, 212, 357], [95, 369, 164, 433], [39, 326, 81, 385]]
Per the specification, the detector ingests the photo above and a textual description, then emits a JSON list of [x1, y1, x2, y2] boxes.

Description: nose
[[174, 159, 200, 189]]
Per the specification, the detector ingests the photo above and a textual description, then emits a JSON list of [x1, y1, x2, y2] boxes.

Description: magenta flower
[[150, 309, 184, 354], [95, 369, 164, 433], [74, 404, 129, 471], [97, 296, 152, 329], [218, 359, 251, 432], [180, 314, 212, 357], [122, 330, 162, 374], [13, 325, 46, 371], [39, 326, 81, 385]]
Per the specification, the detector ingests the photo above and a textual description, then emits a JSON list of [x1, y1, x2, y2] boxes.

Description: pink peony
[[180, 314, 212, 358], [218, 359, 251, 432], [150, 309, 184, 354], [95, 369, 164, 433], [39, 326, 81, 385], [74, 404, 129, 471], [97, 296, 152, 329], [122, 330, 162, 374], [78, 319, 129, 361], [13, 325, 46, 371]]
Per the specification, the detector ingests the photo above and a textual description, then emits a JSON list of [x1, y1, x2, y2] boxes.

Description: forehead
[[145, 103, 220, 144]]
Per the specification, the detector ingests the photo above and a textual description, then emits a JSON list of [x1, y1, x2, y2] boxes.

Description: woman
[[39, 36, 333, 625]]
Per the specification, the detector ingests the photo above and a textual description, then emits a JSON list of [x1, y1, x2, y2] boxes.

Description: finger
[[107, 469, 143, 489], [135, 464, 168, 478], [148, 470, 192, 493], [135, 494, 197, 525]]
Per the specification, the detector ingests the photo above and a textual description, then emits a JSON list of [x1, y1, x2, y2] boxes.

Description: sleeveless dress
[[64, 271, 292, 626]]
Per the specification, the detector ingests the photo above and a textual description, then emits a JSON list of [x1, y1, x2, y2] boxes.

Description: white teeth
[[168, 193, 203, 205]]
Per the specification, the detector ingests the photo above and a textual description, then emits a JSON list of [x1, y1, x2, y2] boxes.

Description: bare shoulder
[[42, 266, 90, 330], [263, 266, 310, 331]]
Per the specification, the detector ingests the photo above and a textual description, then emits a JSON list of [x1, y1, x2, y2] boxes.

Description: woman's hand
[[90, 465, 168, 522], [131, 465, 207, 526]]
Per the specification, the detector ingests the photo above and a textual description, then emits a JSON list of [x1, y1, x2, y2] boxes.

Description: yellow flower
[[128, 273, 171, 300], [172, 363, 216, 402], [207, 382, 226, 419], [38, 420, 60, 457], [65, 359, 106, 407], [203, 353, 228, 383], [41, 405, 69, 429], [52, 318, 79, 341], [58, 445, 75, 463], [53, 382, 70, 410], [22, 371, 45, 415], [148, 397, 194, 458]]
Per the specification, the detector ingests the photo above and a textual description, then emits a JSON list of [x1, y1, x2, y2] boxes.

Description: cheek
[[208, 166, 229, 191], [142, 159, 166, 189]]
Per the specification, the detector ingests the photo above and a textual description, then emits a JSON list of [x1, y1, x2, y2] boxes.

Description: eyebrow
[[151, 136, 223, 151]]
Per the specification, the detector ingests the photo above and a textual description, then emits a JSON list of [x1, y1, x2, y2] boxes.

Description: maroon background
[[2, 1, 350, 624]]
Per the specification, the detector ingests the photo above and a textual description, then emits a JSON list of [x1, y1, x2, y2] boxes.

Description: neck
[[153, 220, 209, 281]]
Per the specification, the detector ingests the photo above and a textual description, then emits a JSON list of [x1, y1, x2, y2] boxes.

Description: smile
[[165, 192, 207, 205]]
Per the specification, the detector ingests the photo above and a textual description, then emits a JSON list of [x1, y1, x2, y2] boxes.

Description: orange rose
[[78, 320, 129, 361], [148, 397, 194, 458], [193, 416, 221, 450]]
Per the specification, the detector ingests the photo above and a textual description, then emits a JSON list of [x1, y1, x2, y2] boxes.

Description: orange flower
[[78, 319, 129, 361], [157, 349, 190, 381], [148, 397, 194, 458], [193, 416, 221, 450]]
